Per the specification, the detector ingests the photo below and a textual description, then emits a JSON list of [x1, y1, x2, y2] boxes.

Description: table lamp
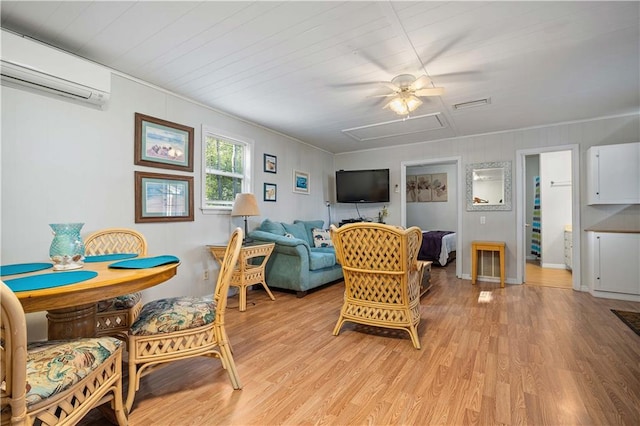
[[231, 193, 260, 243]]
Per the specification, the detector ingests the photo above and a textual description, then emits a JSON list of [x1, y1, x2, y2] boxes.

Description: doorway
[[400, 156, 463, 279], [516, 145, 581, 290]]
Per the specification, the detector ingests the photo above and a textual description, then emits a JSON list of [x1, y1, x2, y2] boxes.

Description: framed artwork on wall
[[264, 183, 277, 202], [407, 173, 448, 202], [134, 113, 194, 172], [293, 170, 310, 194], [264, 154, 277, 173], [135, 171, 194, 223]]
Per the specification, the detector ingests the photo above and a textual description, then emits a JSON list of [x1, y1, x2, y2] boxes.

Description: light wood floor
[[525, 260, 573, 288], [82, 263, 640, 425]]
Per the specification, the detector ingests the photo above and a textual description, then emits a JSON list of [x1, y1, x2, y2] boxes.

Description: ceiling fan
[[375, 74, 444, 116]]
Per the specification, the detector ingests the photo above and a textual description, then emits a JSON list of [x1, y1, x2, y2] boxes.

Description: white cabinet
[[592, 232, 640, 296], [587, 142, 640, 205]]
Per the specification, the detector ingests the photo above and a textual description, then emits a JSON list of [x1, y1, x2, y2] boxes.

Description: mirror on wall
[[466, 161, 512, 211]]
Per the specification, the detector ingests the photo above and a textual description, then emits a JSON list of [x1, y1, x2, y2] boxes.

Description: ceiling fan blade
[[414, 87, 445, 97], [429, 70, 483, 81], [420, 35, 467, 68], [410, 75, 432, 91], [383, 82, 401, 92], [368, 93, 396, 98], [329, 81, 390, 89]]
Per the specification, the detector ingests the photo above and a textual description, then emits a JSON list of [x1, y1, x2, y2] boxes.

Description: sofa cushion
[[295, 220, 325, 245], [312, 228, 333, 248], [282, 222, 308, 243], [259, 218, 286, 236], [309, 249, 336, 270]]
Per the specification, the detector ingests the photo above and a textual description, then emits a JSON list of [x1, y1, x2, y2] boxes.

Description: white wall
[[405, 163, 457, 231], [1, 75, 336, 340], [540, 151, 572, 268], [335, 114, 640, 285]]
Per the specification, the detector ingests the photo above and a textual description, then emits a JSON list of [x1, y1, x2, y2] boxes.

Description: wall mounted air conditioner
[[1, 30, 111, 108]]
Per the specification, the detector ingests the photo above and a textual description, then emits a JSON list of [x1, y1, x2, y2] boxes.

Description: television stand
[[339, 218, 371, 227]]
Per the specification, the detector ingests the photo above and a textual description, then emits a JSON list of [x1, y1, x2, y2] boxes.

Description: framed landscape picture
[[134, 113, 194, 172], [135, 171, 194, 223]]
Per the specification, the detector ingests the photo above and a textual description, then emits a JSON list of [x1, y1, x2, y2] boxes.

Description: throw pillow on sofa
[[282, 222, 308, 242], [294, 220, 325, 244], [260, 218, 286, 235], [312, 229, 333, 248]]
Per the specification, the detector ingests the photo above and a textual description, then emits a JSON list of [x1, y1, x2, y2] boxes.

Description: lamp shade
[[231, 193, 260, 217]]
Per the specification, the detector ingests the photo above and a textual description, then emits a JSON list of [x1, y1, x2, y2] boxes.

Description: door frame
[[401, 156, 463, 279], [515, 145, 581, 290]]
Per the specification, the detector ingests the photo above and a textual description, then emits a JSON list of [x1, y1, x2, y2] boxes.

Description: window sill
[[201, 207, 232, 215]]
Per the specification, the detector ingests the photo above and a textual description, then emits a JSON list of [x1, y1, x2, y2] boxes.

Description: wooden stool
[[471, 241, 505, 288]]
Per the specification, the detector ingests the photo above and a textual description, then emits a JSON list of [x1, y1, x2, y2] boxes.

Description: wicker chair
[[329, 223, 427, 349], [1, 281, 127, 425], [84, 228, 147, 341], [125, 228, 243, 413]]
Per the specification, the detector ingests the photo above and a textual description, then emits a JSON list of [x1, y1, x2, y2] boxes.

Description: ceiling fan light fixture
[[388, 94, 423, 115]]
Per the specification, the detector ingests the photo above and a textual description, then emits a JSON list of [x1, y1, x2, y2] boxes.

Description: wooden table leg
[[499, 246, 505, 288], [47, 303, 97, 339], [260, 281, 276, 301], [471, 244, 478, 285], [238, 285, 247, 312]]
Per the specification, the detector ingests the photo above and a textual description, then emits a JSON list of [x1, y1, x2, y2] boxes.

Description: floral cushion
[[130, 297, 216, 336], [25, 337, 121, 406], [97, 292, 141, 312]]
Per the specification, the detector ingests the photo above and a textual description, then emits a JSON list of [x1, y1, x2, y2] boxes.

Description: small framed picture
[[264, 153, 277, 173], [264, 183, 277, 202], [134, 113, 194, 172], [293, 170, 310, 195], [135, 171, 194, 223]]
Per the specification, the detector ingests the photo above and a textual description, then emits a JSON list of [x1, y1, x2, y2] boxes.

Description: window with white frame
[[201, 126, 252, 211]]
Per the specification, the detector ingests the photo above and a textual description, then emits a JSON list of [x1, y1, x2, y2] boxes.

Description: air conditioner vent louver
[[0, 30, 111, 108]]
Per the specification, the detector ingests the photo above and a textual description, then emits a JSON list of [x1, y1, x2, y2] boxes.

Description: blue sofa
[[248, 219, 343, 297]]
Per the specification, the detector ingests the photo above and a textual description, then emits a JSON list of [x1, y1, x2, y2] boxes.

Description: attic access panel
[[342, 113, 446, 142]]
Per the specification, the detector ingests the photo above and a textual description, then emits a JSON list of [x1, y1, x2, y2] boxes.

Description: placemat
[[0, 262, 53, 277], [5, 271, 98, 292], [85, 253, 139, 263], [108, 255, 180, 269]]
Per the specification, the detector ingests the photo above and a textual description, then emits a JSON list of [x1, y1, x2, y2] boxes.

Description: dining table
[[2, 258, 179, 340]]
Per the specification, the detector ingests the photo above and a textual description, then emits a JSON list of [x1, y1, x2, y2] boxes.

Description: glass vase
[[49, 223, 85, 270]]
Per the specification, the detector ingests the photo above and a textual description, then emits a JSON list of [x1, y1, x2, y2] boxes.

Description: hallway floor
[[525, 260, 572, 288]]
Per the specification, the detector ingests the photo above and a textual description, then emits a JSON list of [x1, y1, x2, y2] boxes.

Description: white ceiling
[[1, 1, 638, 154]]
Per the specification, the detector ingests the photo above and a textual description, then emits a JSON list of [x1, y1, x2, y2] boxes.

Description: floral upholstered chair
[[84, 228, 147, 341], [329, 222, 427, 349], [125, 228, 243, 412], [0, 281, 127, 425]]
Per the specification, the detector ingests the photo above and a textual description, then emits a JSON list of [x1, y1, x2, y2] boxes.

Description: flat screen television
[[335, 169, 390, 203]]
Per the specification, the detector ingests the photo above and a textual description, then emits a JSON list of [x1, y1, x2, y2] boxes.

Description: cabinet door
[[594, 233, 640, 295], [588, 143, 640, 204]]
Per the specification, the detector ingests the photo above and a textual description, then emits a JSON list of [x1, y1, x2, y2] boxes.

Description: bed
[[418, 231, 457, 266]]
